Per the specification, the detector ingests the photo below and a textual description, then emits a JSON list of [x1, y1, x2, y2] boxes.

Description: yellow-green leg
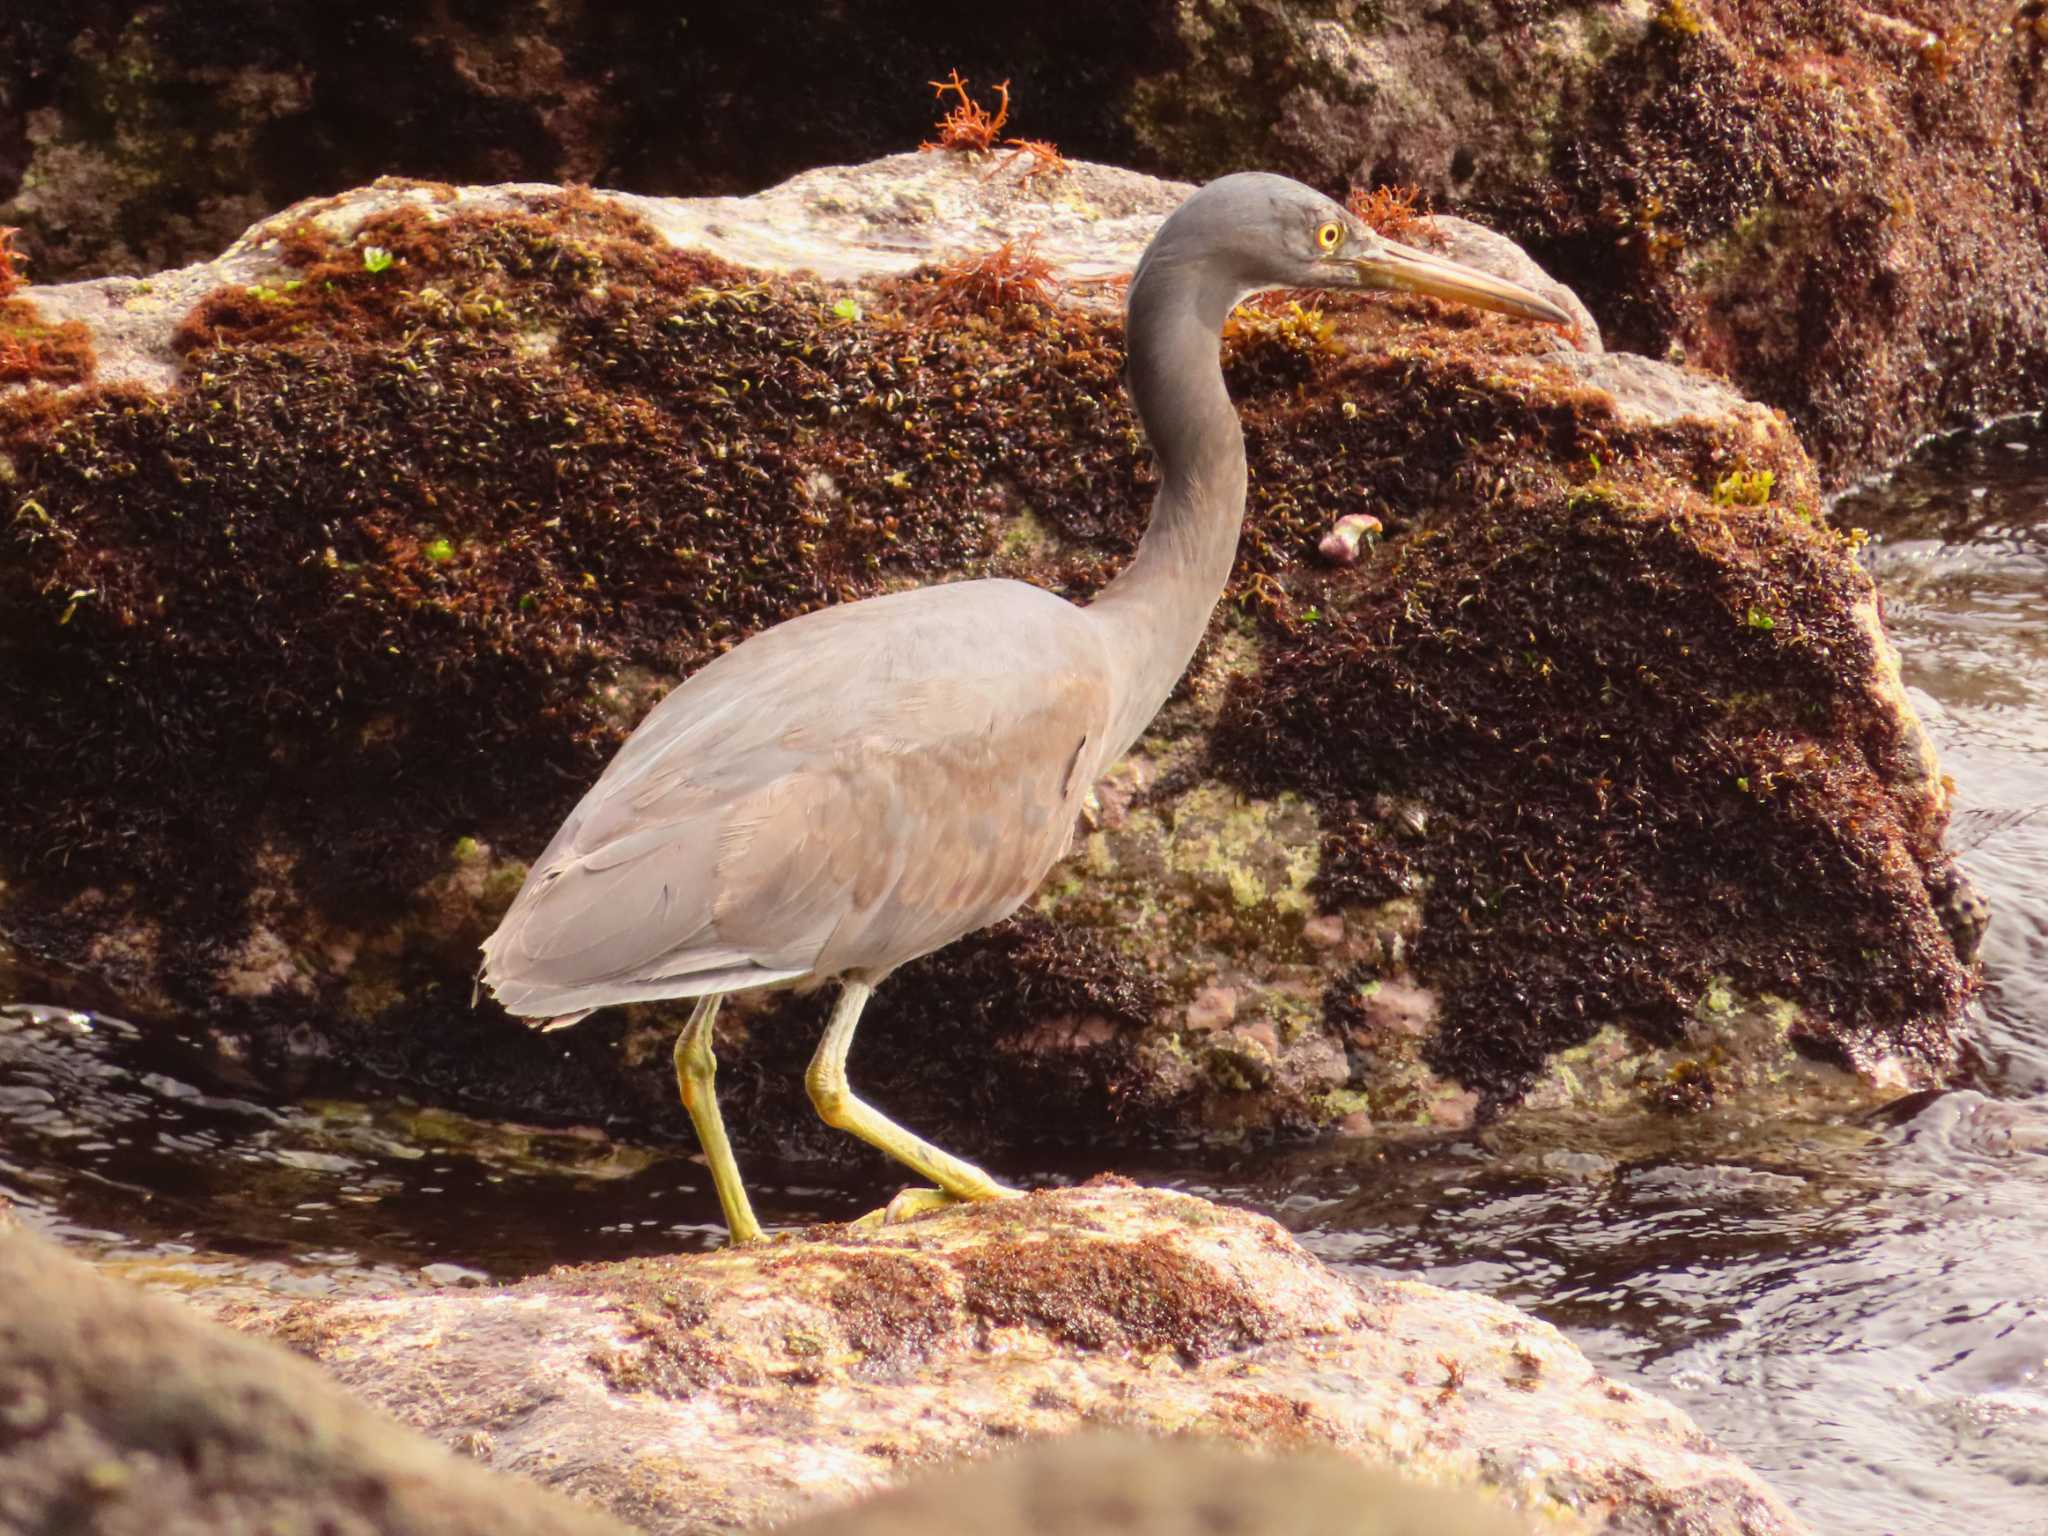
[[805, 978, 1020, 1220], [673, 995, 765, 1246]]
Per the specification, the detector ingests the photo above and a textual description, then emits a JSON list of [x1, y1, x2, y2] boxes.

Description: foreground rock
[[0, 151, 1975, 1165], [0, 1200, 1662, 1536], [0, 1219, 634, 1536], [232, 1184, 1802, 1534], [781, 1432, 1525, 1536]]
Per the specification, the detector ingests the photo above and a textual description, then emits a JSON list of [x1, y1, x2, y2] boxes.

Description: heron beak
[[1345, 236, 1575, 327]]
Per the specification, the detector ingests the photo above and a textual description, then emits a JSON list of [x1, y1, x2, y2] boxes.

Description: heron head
[[1138, 172, 1574, 331]]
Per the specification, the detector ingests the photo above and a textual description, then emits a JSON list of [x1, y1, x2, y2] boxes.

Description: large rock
[[0, 1217, 636, 1536], [1124, 0, 2048, 481], [233, 1183, 1806, 1535], [5, 2, 2040, 481], [0, 152, 1975, 1169]]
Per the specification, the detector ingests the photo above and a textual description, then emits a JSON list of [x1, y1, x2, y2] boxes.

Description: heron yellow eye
[[1315, 220, 1344, 253]]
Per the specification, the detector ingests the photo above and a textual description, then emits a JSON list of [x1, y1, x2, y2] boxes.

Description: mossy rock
[[1126, 0, 2048, 481]]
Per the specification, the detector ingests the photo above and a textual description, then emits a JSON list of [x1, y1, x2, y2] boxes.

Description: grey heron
[[479, 173, 1572, 1244]]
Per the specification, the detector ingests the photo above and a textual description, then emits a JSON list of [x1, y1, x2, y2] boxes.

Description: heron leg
[[805, 978, 1020, 1209], [673, 995, 765, 1246]]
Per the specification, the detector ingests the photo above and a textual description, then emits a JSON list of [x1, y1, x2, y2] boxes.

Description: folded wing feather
[[479, 581, 1112, 1022]]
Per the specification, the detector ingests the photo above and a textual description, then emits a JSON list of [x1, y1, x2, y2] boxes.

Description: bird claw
[[851, 1186, 962, 1229]]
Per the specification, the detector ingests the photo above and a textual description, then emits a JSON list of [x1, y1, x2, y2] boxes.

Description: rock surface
[[6, 2, 2041, 481], [0, 151, 1977, 1166], [779, 1433, 1528, 1536], [0, 1218, 636, 1536], [233, 1183, 1806, 1535], [1125, 0, 2048, 479], [0, 4, 1166, 280]]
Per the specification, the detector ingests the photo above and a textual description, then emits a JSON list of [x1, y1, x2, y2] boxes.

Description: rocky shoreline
[[1, 8, 2038, 1529], [0, 48, 2007, 1535]]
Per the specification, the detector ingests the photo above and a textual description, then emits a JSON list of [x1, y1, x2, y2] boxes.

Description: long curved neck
[[1087, 252, 1248, 762]]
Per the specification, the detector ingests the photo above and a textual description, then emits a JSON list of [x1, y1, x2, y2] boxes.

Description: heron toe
[[850, 1184, 1019, 1230]]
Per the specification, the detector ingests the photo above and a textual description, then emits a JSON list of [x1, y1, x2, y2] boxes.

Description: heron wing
[[480, 581, 1112, 1019]]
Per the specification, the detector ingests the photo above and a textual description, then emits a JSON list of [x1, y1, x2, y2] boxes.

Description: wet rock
[[231, 1184, 1807, 1535], [1125, 0, 2048, 482], [0, 1221, 635, 1536], [0, 152, 1975, 1164]]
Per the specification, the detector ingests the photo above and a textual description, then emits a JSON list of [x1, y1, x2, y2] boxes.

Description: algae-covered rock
[[0, 4, 1167, 281], [0, 1222, 635, 1536], [1123, 0, 2048, 481], [0, 152, 1975, 1168], [229, 1183, 1808, 1535]]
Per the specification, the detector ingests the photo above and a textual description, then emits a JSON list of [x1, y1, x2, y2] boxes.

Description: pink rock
[[1302, 913, 1347, 948], [222, 1185, 1811, 1535], [1429, 1089, 1482, 1129], [1351, 977, 1439, 1040], [1185, 984, 1239, 1033], [1006, 1013, 1119, 1054], [1318, 513, 1383, 564], [1233, 1019, 1281, 1057]]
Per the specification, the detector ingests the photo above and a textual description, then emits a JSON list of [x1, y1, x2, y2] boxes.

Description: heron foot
[[720, 1223, 794, 1249], [882, 1185, 957, 1223], [850, 1183, 1020, 1230], [807, 981, 1026, 1211]]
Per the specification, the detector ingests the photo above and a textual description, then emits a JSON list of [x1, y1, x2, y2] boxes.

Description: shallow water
[[4, 417, 2047, 1534]]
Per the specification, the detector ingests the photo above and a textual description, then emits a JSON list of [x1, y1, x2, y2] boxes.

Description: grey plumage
[[478, 172, 1572, 1242], [482, 580, 1111, 1019]]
